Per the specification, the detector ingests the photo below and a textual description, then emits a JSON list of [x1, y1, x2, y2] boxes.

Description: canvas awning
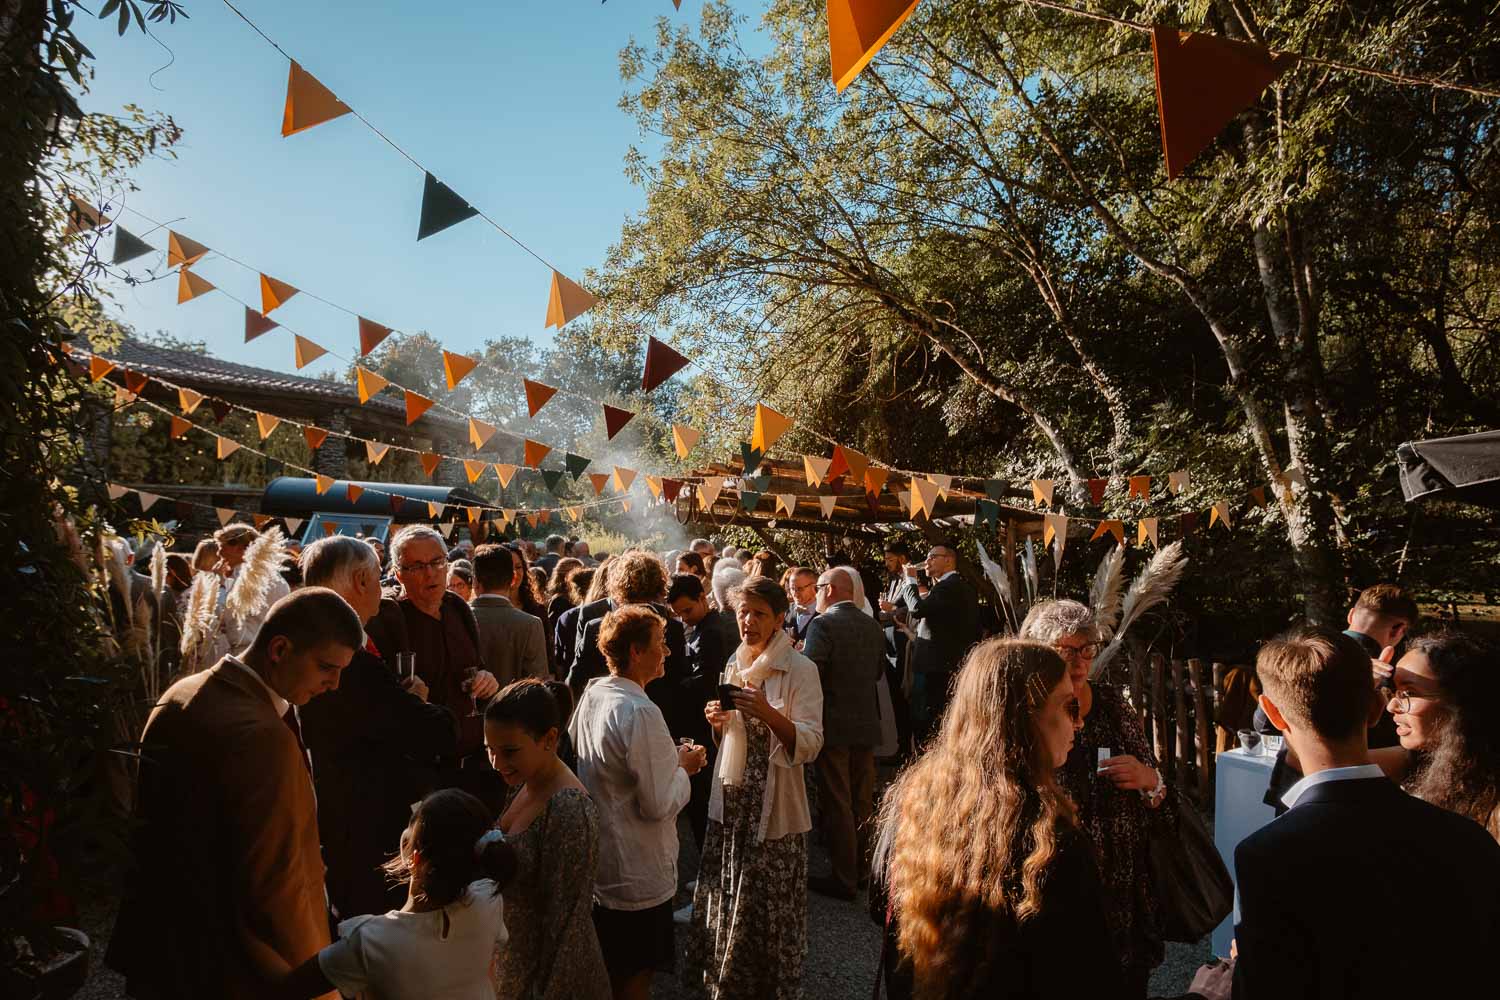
[[1397, 430, 1500, 509]]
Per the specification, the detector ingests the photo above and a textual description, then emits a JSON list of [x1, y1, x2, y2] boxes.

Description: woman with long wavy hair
[[875, 638, 1122, 1000]]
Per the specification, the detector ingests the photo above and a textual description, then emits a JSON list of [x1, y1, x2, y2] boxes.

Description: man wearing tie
[[108, 588, 362, 1000], [901, 542, 979, 743]]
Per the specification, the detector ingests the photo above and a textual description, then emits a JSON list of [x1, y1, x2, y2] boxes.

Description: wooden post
[[1171, 658, 1189, 789], [1130, 654, 1147, 732], [1190, 658, 1212, 805], [1151, 653, 1171, 779]]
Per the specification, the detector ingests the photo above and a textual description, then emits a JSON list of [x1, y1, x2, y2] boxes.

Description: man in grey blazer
[[469, 544, 548, 688], [802, 567, 886, 901]]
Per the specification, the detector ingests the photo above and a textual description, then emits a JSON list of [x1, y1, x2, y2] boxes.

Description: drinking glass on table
[[461, 666, 481, 717]]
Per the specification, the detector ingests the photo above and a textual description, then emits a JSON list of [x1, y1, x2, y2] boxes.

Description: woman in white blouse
[[569, 604, 708, 1000], [682, 575, 824, 1000]]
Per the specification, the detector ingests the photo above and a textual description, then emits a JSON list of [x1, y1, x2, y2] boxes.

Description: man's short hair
[[667, 572, 706, 604], [390, 524, 446, 568], [1352, 583, 1419, 626], [676, 551, 706, 575], [791, 566, 817, 582], [598, 604, 665, 674], [545, 534, 565, 553], [214, 524, 258, 547], [607, 551, 668, 605], [1256, 627, 1373, 742], [690, 538, 712, 552], [249, 587, 362, 656], [472, 543, 517, 591], [300, 535, 379, 591], [883, 540, 911, 558]]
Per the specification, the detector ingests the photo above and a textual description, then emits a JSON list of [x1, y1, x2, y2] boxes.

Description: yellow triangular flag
[[929, 473, 953, 500], [646, 476, 663, 500], [255, 412, 281, 439], [442, 350, 478, 391], [543, 270, 598, 329], [315, 475, 336, 495], [819, 495, 837, 519], [259, 273, 299, 314], [803, 455, 831, 487], [672, 423, 701, 459], [566, 506, 583, 523], [293, 335, 328, 370], [178, 387, 205, 414], [177, 268, 215, 304], [216, 436, 240, 460], [366, 441, 390, 466], [494, 464, 517, 488], [463, 460, 487, 483], [469, 418, 497, 450], [864, 466, 891, 496], [1031, 479, 1055, 507], [750, 403, 792, 453], [613, 466, 637, 493], [355, 367, 389, 403], [1138, 518, 1159, 547], [621, 498, 633, 515]]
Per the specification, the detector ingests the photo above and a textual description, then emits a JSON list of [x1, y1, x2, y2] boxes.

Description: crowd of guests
[[102, 519, 1500, 1000]]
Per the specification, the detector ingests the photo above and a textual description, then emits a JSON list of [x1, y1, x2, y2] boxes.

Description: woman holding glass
[[683, 576, 824, 1000]]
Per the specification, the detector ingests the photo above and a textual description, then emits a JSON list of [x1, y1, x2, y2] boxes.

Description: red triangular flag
[[641, 336, 690, 392], [523, 379, 558, 417], [123, 371, 149, 395], [304, 426, 329, 450], [358, 317, 393, 356], [524, 439, 551, 468], [404, 390, 435, 425], [1088, 478, 1109, 506], [244, 307, 278, 343], [603, 404, 635, 440], [420, 452, 442, 477]]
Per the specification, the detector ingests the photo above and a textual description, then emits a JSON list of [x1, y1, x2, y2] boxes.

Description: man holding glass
[[901, 542, 979, 743]]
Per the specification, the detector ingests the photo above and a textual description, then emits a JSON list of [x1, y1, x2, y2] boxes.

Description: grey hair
[[300, 534, 380, 592], [389, 523, 446, 568], [1019, 598, 1099, 644], [712, 563, 746, 612], [690, 537, 711, 551]]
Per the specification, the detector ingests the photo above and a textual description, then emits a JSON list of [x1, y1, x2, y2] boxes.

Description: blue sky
[[73, 1, 762, 377]]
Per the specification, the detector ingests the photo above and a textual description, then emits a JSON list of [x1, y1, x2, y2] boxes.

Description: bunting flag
[[244, 307, 278, 343], [828, 445, 867, 483], [440, 350, 476, 391], [1151, 25, 1296, 180], [1088, 477, 1109, 505], [1249, 486, 1269, 508], [739, 442, 765, 476], [355, 367, 389, 402], [386, 494, 404, 515], [1168, 469, 1189, 494], [315, 474, 336, 495], [293, 335, 328, 369], [439, 523, 456, 539], [346, 484, 365, 503], [88, 356, 115, 382], [365, 441, 390, 465], [542, 469, 566, 493], [106, 483, 130, 501], [1181, 511, 1200, 536], [1284, 466, 1307, 488], [167, 231, 209, 268], [613, 466, 637, 493], [1044, 513, 1068, 553], [864, 466, 890, 496], [136, 491, 165, 513], [975, 498, 1000, 531], [494, 464, 518, 488], [929, 473, 953, 500], [896, 490, 912, 514], [303, 426, 329, 450], [321, 522, 337, 537], [523, 439, 551, 468], [565, 453, 591, 479], [662, 478, 683, 503], [819, 495, 838, 519], [543, 270, 598, 329], [284, 517, 304, 536], [1032, 479, 1055, 507], [740, 490, 762, 512], [255, 412, 281, 439], [641, 336, 690, 392], [775, 493, 796, 516], [113, 385, 136, 406], [463, 460, 487, 483], [603, 404, 635, 440], [588, 472, 610, 496], [259, 274, 299, 313], [282, 60, 351, 136], [216, 436, 241, 460], [65, 197, 104, 235], [468, 418, 497, 450], [750, 403, 793, 452], [168, 416, 191, 439], [803, 454, 832, 487], [216, 506, 237, 526], [420, 452, 441, 477], [357, 317, 393, 356], [1090, 520, 1126, 545], [404, 390, 435, 425], [1138, 517, 1160, 547], [566, 505, 584, 523], [210, 399, 231, 423], [123, 370, 149, 395], [698, 479, 723, 508], [910, 477, 940, 519], [672, 424, 701, 459], [984, 479, 1007, 503], [1209, 501, 1232, 530], [111, 226, 154, 265], [417, 172, 478, 240], [426, 501, 444, 519], [521, 378, 557, 417], [827, 0, 923, 93], [645, 476, 663, 500], [177, 387, 205, 414], [1128, 475, 1151, 500], [177, 268, 215, 304]]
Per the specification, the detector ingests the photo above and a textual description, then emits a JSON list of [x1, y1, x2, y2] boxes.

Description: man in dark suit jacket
[[784, 566, 819, 642], [668, 572, 733, 846], [297, 536, 459, 919], [901, 542, 979, 740], [1233, 627, 1500, 1000], [803, 567, 887, 899], [108, 588, 361, 1000]]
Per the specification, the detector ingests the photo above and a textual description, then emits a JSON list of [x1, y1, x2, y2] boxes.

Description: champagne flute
[[461, 666, 480, 717]]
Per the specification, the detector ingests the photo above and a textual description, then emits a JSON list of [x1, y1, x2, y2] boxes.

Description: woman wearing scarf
[[683, 576, 824, 1000]]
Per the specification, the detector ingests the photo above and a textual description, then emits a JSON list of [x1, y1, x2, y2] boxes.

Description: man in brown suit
[[107, 587, 361, 1000]]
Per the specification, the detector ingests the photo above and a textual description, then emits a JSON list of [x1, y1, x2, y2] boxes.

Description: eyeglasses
[[1065, 698, 1081, 723], [398, 557, 449, 575], [1392, 689, 1437, 715], [814, 582, 834, 591], [1056, 641, 1105, 661]]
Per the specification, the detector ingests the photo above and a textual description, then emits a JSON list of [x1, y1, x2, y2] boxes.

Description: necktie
[[282, 705, 312, 776]]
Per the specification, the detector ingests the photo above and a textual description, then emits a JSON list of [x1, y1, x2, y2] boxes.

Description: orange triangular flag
[[524, 379, 558, 417], [216, 436, 240, 460], [89, 356, 115, 382], [281, 60, 351, 137], [827, 0, 922, 93], [355, 367, 389, 403], [831, 446, 868, 484], [646, 476, 664, 500], [259, 274, 299, 314], [255, 412, 281, 439], [1151, 25, 1296, 180], [178, 387, 205, 414], [293, 335, 328, 369], [1168, 470, 1190, 494], [1031, 479, 1055, 507], [613, 467, 637, 493], [365, 441, 390, 466], [426, 501, 441, 518], [442, 350, 478, 391], [672, 424, 701, 459], [1128, 475, 1151, 500], [248, 513, 271, 530], [177, 268, 215, 304], [804, 455, 832, 487], [524, 439, 551, 468], [166, 231, 209, 268], [65, 197, 104, 236], [315, 474, 336, 495], [346, 484, 364, 503], [910, 477, 940, 519], [420, 453, 441, 477], [566, 506, 584, 523], [358, 317, 393, 356], [864, 466, 890, 496], [588, 473, 610, 496], [543, 271, 598, 329], [463, 460, 486, 483], [1044, 513, 1069, 551], [469, 418, 497, 450], [324, 522, 338, 537], [123, 371, 149, 395], [114, 385, 136, 406], [1210, 501, 1232, 529], [620, 499, 633, 515], [404, 390, 434, 425], [750, 403, 793, 452], [603, 405, 635, 440], [169, 416, 192, 440], [494, 464, 518, 488], [304, 426, 329, 450], [1090, 520, 1126, 545]]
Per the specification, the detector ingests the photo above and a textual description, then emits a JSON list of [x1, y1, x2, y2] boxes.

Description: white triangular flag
[[776, 494, 797, 516], [819, 495, 837, 519], [106, 483, 130, 501], [698, 479, 724, 508], [137, 492, 164, 513]]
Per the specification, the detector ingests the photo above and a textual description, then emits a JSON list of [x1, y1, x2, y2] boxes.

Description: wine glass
[[461, 667, 480, 717]]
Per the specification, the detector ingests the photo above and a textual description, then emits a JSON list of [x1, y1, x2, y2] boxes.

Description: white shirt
[[222, 654, 288, 718], [317, 880, 505, 1000], [1280, 763, 1386, 809], [568, 675, 690, 910]]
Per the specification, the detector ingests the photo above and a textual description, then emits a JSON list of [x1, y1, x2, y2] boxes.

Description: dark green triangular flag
[[739, 441, 764, 476], [740, 490, 763, 512], [417, 172, 479, 241], [565, 453, 591, 479], [541, 469, 565, 493], [976, 498, 1000, 531], [984, 479, 1007, 503], [112, 226, 154, 265], [745, 472, 771, 493]]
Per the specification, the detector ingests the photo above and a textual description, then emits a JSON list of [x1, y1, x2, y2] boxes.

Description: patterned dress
[[1058, 682, 1178, 992], [683, 715, 808, 1000], [492, 787, 610, 1000]]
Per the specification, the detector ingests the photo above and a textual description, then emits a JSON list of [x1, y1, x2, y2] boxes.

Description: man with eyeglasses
[[901, 542, 979, 743], [784, 567, 820, 644]]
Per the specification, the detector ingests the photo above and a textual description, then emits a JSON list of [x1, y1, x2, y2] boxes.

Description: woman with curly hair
[[875, 638, 1117, 999]]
